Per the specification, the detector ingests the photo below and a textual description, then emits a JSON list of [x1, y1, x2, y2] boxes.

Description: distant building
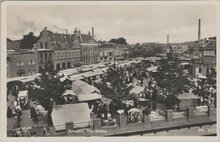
[[192, 37, 216, 79], [7, 39, 20, 50], [98, 43, 130, 62], [98, 43, 115, 62], [167, 43, 188, 55], [7, 49, 38, 78]]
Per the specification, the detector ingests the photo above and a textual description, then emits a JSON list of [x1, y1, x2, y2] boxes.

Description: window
[[45, 54, 48, 62], [206, 68, 210, 76], [40, 54, 43, 58], [49, 53, 51, 57], [28, 60, 33, 65], [199, 66, 202, 73], [16, 60, 24, 66], [45, 42, 48, 48], [40, 42, 43, 48], [109, 52, 112, 56]]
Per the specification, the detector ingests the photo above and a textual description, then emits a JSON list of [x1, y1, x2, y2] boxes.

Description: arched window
[[62, 63, 66, 69], [56, 63, 60, 71], [67, 62, 71, 68]]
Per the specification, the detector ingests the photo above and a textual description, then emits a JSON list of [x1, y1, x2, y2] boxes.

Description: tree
[[109, 37, 127, 44], [98, 66, 132, 100], [153, 54, 190, 109], [20, 32, 39, 49], [27, 61, 65, 126]]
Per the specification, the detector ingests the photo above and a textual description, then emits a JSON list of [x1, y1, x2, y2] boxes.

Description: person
[[7, 106, 13, 118], [30, 106, 38, 124]]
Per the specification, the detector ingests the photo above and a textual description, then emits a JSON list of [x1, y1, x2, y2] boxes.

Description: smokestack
[[92, 27, 94, 36], [167, 35, 169, 44], [198, 19, 201, 42]]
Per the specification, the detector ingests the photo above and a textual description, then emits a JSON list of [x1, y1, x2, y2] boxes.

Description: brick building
[[80, 27, 99, 64], [34, 27, 81, 70], [7, 49, 38, 78]]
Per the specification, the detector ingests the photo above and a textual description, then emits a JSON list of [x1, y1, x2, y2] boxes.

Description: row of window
[[16, 70, 36, 77], [40, 53, 52, 58], [16, 59, 35, 66], [83, 46, 98, 52], [54, 51, 80, 56], [40, 42, 48, 49], [83, 54, 98, 62]]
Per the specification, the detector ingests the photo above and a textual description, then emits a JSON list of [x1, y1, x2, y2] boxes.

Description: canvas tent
[[176, 93, 199, 110], [52, 103, 91, 131], [72, 80, 100, 95], [130, 85, 145, 95], [78, 93, 102, 102]]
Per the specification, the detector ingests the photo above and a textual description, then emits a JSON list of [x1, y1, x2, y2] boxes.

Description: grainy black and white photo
[[2, 0, 218, 139]]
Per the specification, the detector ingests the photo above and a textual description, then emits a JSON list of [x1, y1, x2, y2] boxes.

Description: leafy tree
[[109, 37, 127, 44], [20, 32, 39, 49], [153, 53, 190, 109], [97, 66, 132, 100], [27, 61, 65, 126]]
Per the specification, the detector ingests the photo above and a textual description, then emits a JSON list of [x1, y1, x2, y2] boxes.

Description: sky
[[6, 3, 217, 44]]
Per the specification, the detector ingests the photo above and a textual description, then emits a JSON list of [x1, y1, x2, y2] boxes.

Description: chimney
[[88, 31, 91, 35], [44, 27, 47, 30], [74, 27, 77, 36], [198, 19, 201, 43], [92, 27, 94, 36], [167, 35, 169, 44]]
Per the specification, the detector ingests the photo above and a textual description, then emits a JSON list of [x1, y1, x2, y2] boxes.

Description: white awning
[[62, 90, 77, 96], [18, 90, 28, 97], [78, 93, 102, 102], [146, 66, 158, 72], [72, 80, 100, 95], [52, 103, 91, 131], [130, 85, 145, 94]]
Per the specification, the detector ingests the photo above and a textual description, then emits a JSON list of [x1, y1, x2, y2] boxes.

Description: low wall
[[104, 105, 216, 136]]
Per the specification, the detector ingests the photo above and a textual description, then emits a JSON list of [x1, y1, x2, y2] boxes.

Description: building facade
[[34, 27, 81, 70], [7, 50, 38, 78], [34, 48, 54, 71], [98, 43, 131, 62], [192, 37, 216, 78], [80, 28, 99, 64], [98, 43, 115, 62]]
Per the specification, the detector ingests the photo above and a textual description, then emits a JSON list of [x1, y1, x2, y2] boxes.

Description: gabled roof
[[80, 34, 96, 43], [72, 80, 100, 95], [177, 92, 199, 100], [78, 93, 102, 102], [52, 103, 91, 131]]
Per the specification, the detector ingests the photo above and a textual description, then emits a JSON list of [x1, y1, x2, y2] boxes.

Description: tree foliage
[[27, 61, 65, 111], [109, 37, 127, 44], [97, 66, 132, 100], [20, 32, 39, 49]]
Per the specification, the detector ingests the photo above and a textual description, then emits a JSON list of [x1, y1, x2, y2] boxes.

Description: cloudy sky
[[6, 2, 217, 44]]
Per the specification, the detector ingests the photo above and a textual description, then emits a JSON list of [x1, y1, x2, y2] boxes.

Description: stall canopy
[[81, 69, 104, 78], [52, 103, 91, 131], [72, 80, 100, 95], [130, 85, 145, 94], [146, 66, 158, 72], [78, 93, 102, 102], [67, 74, 84, 81], [62, 90, 76, 96], [18, 90, 28, 98], [177, 92, 199, 100]]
